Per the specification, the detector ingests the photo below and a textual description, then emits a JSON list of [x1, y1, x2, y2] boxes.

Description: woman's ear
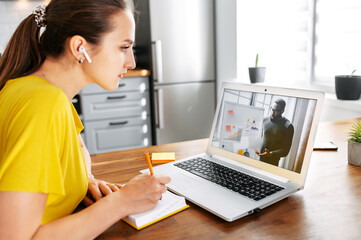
[[69, 35, 89, 63]]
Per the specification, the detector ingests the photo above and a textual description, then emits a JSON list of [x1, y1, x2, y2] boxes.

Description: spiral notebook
[[122, 191, 189, 230]]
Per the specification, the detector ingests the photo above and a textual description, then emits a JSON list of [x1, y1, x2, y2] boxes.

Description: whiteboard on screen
[[220, 101, 264, 154]]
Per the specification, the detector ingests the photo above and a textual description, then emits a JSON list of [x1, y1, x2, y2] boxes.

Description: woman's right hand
[[118, 173, 171, 215]]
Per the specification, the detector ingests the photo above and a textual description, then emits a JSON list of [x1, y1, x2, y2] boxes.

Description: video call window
[[211, 89, 317, 174]]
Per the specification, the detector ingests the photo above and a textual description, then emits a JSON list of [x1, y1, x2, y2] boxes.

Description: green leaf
[[348, 69, 357, 78], [348, 121, 361, 143]]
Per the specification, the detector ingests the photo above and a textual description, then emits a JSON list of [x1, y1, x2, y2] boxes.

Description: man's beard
[[270, 115, 281, 122]]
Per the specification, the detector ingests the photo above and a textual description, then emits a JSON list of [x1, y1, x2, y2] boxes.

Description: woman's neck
[[30, 56, 90, 100]]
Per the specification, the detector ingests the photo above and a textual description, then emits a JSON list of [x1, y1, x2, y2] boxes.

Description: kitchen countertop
[[123, 68, 150, 78]]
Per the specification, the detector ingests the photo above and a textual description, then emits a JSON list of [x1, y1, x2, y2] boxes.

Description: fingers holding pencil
[[145, 152, 169, 200], [119, 173, 170, 214]]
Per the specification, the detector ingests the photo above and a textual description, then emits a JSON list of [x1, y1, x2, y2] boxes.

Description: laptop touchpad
[[169, 172, 202, 190]]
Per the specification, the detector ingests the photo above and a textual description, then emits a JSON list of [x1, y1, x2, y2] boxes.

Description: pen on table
[[145, 152, 154, 175]]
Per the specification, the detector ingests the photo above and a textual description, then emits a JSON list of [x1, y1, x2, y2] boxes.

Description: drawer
[[81, 92, 150, 120], [81, 77, 149, 94], [83, 117, 152, 154]]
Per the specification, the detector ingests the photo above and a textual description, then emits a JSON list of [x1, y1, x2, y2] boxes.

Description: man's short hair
[[275, 99, 286, 110]]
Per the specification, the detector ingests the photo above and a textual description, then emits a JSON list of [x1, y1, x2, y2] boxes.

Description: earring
[[78, 58, 84, 64]]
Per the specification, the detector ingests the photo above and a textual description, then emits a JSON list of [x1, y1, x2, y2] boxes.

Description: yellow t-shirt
[[0, 76, 88, 224]]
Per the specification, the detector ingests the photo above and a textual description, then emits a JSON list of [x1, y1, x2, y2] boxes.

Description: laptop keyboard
[[174, 157, 284, 201]]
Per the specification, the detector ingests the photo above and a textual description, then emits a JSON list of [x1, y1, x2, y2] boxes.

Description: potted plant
[[348, 121, 361, 166], [249, 53, 266, 84], [335, 70, 361, 100]]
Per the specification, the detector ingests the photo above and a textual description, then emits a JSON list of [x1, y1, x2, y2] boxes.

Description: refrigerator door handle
[[151, 40, 163, 83], [154, 88, 164, 129]]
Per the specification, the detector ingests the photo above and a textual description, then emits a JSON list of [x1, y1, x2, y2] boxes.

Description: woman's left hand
[[83, 176, 124, 207]]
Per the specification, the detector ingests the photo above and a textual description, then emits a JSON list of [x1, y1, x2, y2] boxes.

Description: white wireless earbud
[[79, 46, 92, 63]]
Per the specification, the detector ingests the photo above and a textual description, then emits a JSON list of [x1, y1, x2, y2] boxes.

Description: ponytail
[[0, 14, 44, 90]]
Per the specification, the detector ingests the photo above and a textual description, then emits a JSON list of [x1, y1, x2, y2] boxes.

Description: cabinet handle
[[109, 121, 128, 126], [118, 83, 126, 88], [107, 95, 126, 100]]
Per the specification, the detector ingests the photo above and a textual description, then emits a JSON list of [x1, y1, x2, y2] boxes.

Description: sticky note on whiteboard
[[226, 125, 231, 132], [151, 152, 176, 164]]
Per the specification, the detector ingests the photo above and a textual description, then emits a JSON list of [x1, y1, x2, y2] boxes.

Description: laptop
[[144, 82, 324, 222]]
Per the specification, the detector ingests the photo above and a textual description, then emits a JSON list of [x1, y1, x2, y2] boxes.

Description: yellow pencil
[[145, 152, 154, 175]]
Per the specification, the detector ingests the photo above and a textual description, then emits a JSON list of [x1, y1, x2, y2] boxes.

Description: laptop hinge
[[211, 154, 290, 183]]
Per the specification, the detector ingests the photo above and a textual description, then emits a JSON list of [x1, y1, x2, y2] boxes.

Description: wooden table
[[92, 118, 361, 240]]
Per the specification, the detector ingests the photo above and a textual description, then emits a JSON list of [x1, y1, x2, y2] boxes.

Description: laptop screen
[[211, 88, 317, 174]]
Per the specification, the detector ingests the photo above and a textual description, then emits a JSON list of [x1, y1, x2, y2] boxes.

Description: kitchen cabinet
[[79, 76, 152, 154]]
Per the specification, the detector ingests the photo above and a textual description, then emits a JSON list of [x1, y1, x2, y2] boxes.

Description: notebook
[[143, 82, 324, 222], [122, 191, 189, 230]]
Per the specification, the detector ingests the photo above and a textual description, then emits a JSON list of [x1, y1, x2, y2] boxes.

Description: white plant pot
[[348, 141, 361, 166]]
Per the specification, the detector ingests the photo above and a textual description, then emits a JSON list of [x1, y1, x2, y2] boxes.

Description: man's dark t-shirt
[[260, 116, 294, 166]]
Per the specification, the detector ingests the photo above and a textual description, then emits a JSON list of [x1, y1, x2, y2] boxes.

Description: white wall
[[0, 1, 45, 53]]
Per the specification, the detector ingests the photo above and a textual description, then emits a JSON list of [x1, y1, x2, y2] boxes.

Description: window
[[236, 0, 361, 89], [313, 0, 361, 86], [236, 0, 312, 86]]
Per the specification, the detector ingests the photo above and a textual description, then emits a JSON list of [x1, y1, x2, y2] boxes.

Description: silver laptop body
[[147, 82, 324, 222]]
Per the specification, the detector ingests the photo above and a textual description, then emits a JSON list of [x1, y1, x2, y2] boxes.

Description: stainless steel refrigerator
[[136, 0, 216, 145]]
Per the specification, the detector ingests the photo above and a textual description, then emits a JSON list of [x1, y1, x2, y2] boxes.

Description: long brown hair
[[0, 0, 130, 90]]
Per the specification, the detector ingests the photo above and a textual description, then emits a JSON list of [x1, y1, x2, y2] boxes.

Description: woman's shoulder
[[9, 76, 68, 105], [3, 76, 70, 115], [11, 75, 64, 93]]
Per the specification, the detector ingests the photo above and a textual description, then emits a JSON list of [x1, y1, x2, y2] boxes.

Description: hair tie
[[33, 5, 47, 28]]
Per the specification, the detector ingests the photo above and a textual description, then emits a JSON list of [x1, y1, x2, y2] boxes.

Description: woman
[[0, 0, 170, 238]]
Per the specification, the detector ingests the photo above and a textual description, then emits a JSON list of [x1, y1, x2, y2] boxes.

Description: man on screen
[[256, 99, 294, 166]]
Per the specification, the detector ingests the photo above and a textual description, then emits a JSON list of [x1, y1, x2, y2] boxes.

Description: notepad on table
[[151, 152, 176, 164], [122, 191, 189, 230]]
